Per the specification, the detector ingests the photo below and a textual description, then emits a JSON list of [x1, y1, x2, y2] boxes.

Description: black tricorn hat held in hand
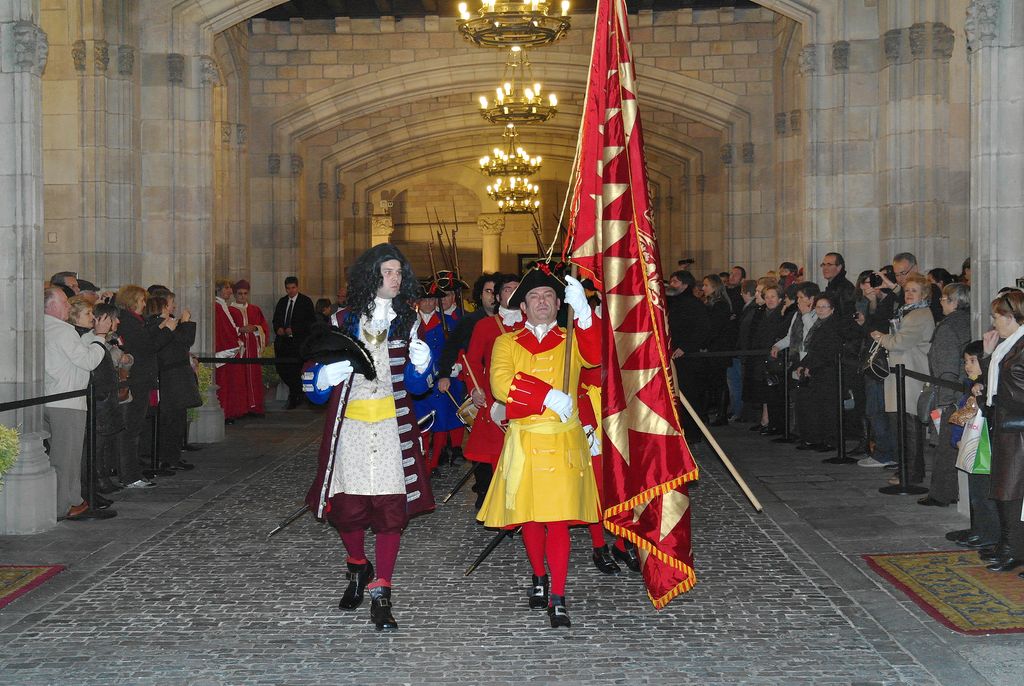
[[300, 322, 377, 381]]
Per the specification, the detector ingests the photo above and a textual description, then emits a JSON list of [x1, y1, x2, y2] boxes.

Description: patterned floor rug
[[864, 550, 1024, 635], [0, 565, 64, 610]]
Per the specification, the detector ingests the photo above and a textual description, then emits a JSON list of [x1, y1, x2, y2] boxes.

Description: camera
[[868, 273, 884, 288]]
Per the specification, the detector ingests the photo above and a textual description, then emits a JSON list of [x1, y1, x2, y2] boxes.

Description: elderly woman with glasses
[[870, 273, 935, 486], [918, 283, 972, 506]]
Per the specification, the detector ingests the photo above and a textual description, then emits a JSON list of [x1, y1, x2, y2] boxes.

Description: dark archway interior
[[256, 0, 760, 21]]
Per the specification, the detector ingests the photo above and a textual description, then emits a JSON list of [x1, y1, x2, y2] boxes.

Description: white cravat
[[499, 306, 523, 328], [525, 320, 557, 343]]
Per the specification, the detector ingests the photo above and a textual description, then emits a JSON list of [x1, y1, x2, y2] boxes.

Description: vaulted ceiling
[[255, 0, 759, 21]]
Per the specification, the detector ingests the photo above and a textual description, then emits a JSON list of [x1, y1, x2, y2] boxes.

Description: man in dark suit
[[272, 275, 316, 408], [667, 270, 711, 439]]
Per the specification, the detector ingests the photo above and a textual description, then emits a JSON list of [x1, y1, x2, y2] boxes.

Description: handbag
[[763, 357, 783, 387], [916, 384, 937, 424], [859, 341, 890, 382]]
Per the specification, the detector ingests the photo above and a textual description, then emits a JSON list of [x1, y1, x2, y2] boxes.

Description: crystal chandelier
[[479, 124, 542, 177], [457, 0, 571, 49], [486, 176, 541, 213], [478, 47, 557, 126]]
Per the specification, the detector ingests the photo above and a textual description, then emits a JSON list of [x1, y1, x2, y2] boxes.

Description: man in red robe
[[229, 279, 270, 418], [214, 279, 243, 423]]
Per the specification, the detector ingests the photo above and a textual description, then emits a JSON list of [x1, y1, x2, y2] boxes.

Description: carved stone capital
[[696, 175, 707, 193], [72, 39, 86, 72], [235, 124, 247, 146], [219, 122, 232, 147], [798, 44, 816, 75], [167, 53, 184, 84], [720, 144, 734, 166], [268, 153, 281, 176], [6, 21, 49, 76], [965, 0, 999, 53], [290, 154, 303, 176], [200, 55, 220, 86], [932, 23, 955, 59], [883, 29, 902, 63], [335, 182, 345, 200], [318, 182, 328, 200], [117, 45, 134, 76], [908, 23, 928, 58], [832, 40, 850, 73], [774, 113, 788, 136], [477, 214, 506, 236], [741, 143, 755, 164], [790, 109, 801, 134], [371, 214, 394, 236], [94, 39, 109, 72]]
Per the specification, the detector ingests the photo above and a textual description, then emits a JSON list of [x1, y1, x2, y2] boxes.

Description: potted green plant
[[0, 424, 19, 493]]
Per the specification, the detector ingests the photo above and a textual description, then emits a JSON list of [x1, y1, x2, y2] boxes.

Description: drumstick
[[460, 352, 481, 392]]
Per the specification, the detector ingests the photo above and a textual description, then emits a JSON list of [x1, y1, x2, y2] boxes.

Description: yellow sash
[[501, 418, 583, 508], [345, 396, 397, 422]]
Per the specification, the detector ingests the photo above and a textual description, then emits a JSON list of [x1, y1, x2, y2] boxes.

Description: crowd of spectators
[[41, 273, 278, 521], [667, 253, 1024, 577]]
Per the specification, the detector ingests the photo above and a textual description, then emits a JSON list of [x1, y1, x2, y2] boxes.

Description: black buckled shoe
[[986, 557, 1024, 573], [592, 545, 622, 575], [979, 545, 1009, 562], [528, 574, 549, 609], [338, 560, 374, 610], [369, 586, 398, 631], [611, 543, 641, 573], [547, 594, 571, 628]]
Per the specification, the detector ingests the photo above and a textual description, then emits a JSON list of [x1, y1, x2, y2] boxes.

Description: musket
[[465, 526, 521, 576], [530, 215, 546, 254]]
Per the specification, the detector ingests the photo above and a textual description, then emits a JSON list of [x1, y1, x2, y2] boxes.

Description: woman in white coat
[[871, 273, 935, 485]]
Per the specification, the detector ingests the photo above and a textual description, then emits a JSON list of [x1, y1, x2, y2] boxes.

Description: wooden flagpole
[[670, 360, 763, 512]]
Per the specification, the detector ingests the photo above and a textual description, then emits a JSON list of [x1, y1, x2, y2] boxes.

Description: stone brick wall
[[237, 7, 779, 295]]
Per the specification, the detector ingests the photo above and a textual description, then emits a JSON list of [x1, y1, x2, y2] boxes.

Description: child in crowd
[[947, 340, 999, 547]]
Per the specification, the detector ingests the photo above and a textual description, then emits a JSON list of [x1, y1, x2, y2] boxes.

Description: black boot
[[338, 560, 374, 610], [547, 594, 571, 628], [369, 586, 397, 631], [612, 543, 641, 572], [591, 545, 622, 575], [528, 574, 549, 609]]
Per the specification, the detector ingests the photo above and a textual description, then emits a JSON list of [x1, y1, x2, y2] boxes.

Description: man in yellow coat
[[477, 265, 600, 628]]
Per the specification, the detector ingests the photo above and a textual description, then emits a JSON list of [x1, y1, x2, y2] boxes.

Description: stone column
[[877, 3, 964, 268], [967, 0, 1024, 333], [370, 214, 394, 246], [0, 6, 57, 534], [477, 213, 505, 273]]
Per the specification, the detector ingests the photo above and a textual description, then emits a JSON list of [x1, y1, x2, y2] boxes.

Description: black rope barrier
[[879, 363, 930, 496]]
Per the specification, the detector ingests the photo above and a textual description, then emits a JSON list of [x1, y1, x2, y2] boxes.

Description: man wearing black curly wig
[[302, 243, 435, 632]]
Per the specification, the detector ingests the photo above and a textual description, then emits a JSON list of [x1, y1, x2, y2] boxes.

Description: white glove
[[316, 360, 353, 390], [583, 425, 600, 456], [543, 388, 573, 423], [563, 275, 593, 330], [408, 338, 431, 373], [450, 362, 463, 377]]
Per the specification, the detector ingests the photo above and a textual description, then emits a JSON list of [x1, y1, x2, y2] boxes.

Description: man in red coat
[[463, 273, 523, 506], [213, 279, 243, 422], [229, 279, 270, 417]]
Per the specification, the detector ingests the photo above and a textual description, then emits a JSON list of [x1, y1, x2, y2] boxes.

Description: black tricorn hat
[[300, 322, 376, 380], [507, 263, 566, 309]]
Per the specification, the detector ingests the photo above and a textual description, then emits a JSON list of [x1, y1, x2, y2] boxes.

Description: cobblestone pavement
[[0, 413, 984, 685]]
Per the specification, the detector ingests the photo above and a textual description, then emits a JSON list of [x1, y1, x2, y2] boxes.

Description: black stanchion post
[[823, 351, 855, 464], [86, 382, 98, 508], [149, 375, 173, 477], [783, 348, 791, 439], [880, 364, 927, 495]]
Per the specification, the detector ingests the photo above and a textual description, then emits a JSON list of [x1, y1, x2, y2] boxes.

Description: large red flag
[[566, 0, 699, 608]]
